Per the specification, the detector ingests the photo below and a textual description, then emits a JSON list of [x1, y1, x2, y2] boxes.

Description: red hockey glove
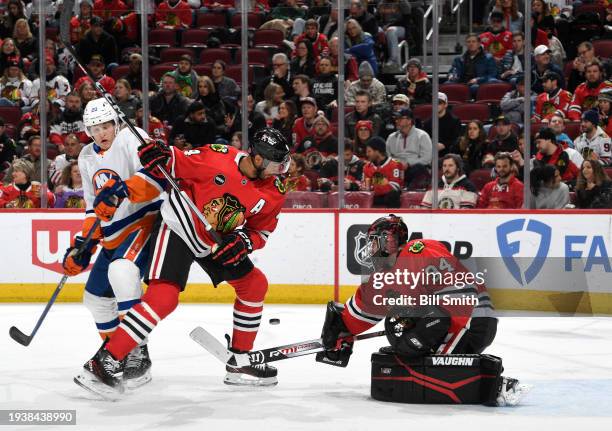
[[93, 178, 128, 221], [137, 139, 171, 178], [211, 230, 253, 267]]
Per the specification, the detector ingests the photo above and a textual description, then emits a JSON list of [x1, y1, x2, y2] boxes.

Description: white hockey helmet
[[83, 97, 119, 137]]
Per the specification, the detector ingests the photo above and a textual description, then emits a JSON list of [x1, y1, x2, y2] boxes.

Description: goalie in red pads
[[316, 215, 530, 406]]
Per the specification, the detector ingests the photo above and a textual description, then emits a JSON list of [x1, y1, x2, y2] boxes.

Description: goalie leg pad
[[371, 351, 503, 405]]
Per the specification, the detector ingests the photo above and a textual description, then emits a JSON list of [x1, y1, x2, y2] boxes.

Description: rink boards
[[0, 209, 610, 314]]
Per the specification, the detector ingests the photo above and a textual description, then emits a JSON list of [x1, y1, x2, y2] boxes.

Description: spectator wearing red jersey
[[49, 92, 88, 146], [292, 97, 319, 146], [70, 0, 94, 45], [477, 152, 524, 208], [479, 11, 513, 62], [363, 137, 403, 208], [294, 19, 329, 60], [533, 71, 572, 122], [295, 113, 338, 156], [421, 154, 479, 209], [568, 61, 612, 121], [283, 154, 312, 192], [528, 127, 580, 182], [0, 158, 55, 208], [93, 0, 128, 22], [74, 55, 116, 94], [2, 136, 51, 187], [155, 0, 193, 29]]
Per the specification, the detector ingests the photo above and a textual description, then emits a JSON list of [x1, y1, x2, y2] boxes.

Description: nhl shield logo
[[354, 231, 374, 270]]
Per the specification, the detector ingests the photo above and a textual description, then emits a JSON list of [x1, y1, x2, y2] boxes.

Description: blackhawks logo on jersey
[[210, 144, 229, 154], [408, 241, 425, 254], [202, 193, 246, 233]]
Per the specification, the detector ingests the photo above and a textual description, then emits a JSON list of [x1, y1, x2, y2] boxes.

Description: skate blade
[[124, 370, 152, 390], [223, 372, 278, 387], [74, 369, 124, 401]]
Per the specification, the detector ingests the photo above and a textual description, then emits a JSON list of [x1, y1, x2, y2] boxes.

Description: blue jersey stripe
[[101, 201, 162, 237]]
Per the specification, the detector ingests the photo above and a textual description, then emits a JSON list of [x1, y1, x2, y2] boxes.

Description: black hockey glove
[[211, 230, 253, 267], [315, 301, 354, 367], [137, 139, 171, 178]]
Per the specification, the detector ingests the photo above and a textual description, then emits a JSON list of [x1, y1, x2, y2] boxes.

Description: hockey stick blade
[[189, 327, 233, 364], [9, 326, 32, 346]]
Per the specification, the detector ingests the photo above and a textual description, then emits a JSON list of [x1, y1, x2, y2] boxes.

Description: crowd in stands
[[0, 0, 610, 210]]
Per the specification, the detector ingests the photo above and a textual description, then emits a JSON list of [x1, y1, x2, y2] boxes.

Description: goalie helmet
[[365, 214, 408, 259], [83, 98, 119, 137], [249, 128, 291, 175]]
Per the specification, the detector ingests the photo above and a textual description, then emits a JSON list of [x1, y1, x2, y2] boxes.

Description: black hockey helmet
[[249, 128, 291, 175], [365, 214, 408, 258]]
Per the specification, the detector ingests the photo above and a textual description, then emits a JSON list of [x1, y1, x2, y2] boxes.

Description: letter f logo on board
[[496, 219, 552, 285]]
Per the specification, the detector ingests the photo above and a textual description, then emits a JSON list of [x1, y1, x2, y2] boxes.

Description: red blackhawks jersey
[[533, 88, 573, 121], [0, 183, 56, 208], [128, 144, 286, 257], [343, 239, 493, 353], [568, 81, 612, 121], [363, 157, 403, 196], [479, 30, 513, 59]]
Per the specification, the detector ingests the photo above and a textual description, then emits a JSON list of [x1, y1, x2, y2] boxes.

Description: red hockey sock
[[228, 267, 268, 352], [106, 280, 180, 360]]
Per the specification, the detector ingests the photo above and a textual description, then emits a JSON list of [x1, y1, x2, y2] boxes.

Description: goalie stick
[[9, 219, 101, 346], [189, 326, 386, 366]]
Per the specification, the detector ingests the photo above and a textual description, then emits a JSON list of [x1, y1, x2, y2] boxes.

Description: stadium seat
[[282, 192, 328, 208], [111, 64, 130, 81], [468, 169, 492, 191], [332, 106, 354, 122], [476, 82, 513, 104], [574, 4, 606, 18], [160, 48, 196, 64], [148, 29, 176, 48], [193, 64, 212, 77], [0, 106, 22, 128], [226, 64, 254, 85], [328, 191, 374, 208], [199, 48, 232, 65], [236, 48, 271, 68], [400, 191, 425, 208], [439, 83, 471, 103], [563, 61, 574, 82], [181, 29, 209, 48], [592, 40, 612, 59], [150, 64, 175, 82], [45, 27, 59, 41], [253, 29, 285, 49], [231, 12, 263, 30], [604, 167, 612, 179], [569, 191, 577, 206], [564, 122, 582, 140], [412, 104, 433, 122], [452, 103, 490, 123], [196, 12, 227, 30]]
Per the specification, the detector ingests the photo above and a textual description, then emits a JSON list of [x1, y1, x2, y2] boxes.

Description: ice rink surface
[[2, 303, 612, 431]]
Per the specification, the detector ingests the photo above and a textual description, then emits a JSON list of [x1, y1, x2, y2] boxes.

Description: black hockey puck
[[269, 318, 280, 325]]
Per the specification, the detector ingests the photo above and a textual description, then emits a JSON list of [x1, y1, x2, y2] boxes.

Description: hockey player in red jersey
[[75, 129, 290, 399], [316, 215, 528, 406]]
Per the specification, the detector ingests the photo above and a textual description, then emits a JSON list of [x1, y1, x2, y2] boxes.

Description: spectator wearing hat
[[74, 55, 116, 94], [448, 33, 499, 98], [295, 114, 338, 156], [479, 11, 513, 63], [354, 119, 373, 158], [379, 93, 411, 138], [500, 75, 531, 124], [423, 92, 462, 157], [477, 152, 524, 209], [421, 154, 478, 209], [312, 57, 338, 112], [385, 107, 432, 189], [346, 62, 386, 107], [521, 127, 580, 182], [155, 0, 193, 29], [170, 100, 217, 149], [531, 44, 565, 94], [0, 158, 55, 208], [344, 90, 382, 142], [0, 55, 33, 110], [31, 54, 71, 105], [121, 53, 159, 95], [172, 54, 199, 99], [574, 110, 612, 166], [363, 136, 403, 208], [500, 31, 527, 84], [533, 71, 572, 122], [93, 0, 128, 21], [150, 72, 191, 125], [49, 91, 88, 146], [76, 15, 119, 67], [70, 0, 94, 45], [597, 89, 612, 137], [396, 58, 432, 106], [485, 116, 520, 161], [568, 61, 612, 122], [292, 97, 319, 146]]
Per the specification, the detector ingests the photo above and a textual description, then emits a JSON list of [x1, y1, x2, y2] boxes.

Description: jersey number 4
[[250, 198, 266, 215]]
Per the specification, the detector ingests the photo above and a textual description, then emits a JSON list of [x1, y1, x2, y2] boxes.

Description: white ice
[[2, 304, 612, 431]]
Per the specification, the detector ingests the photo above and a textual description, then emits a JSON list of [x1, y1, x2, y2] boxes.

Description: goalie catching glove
[[137, 139, 172, 178], [93, 178, 129, 221], [211, 230, 253, 267], [62, 235, 99, 276]]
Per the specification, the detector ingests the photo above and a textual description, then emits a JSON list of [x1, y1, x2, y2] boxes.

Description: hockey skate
[[496, 377, 532, 406], [123, 344, 152, 389], [224, 349, 278, 387], [74, 341, 125, 401]]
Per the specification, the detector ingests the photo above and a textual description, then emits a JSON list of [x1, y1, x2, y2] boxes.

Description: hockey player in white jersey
[[62, 98, 164, 396]]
